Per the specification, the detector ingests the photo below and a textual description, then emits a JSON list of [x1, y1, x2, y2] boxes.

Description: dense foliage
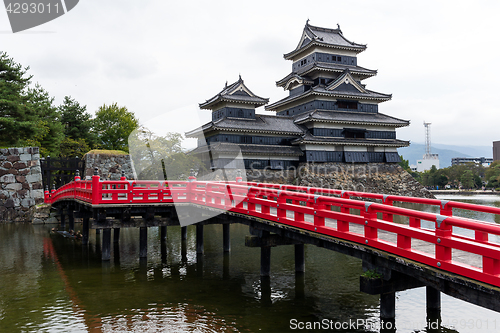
[[400, 156, 494, 190]]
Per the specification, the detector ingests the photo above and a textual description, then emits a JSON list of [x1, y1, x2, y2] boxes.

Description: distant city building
[[452, 157, 493, 167], [186, 21, 409, 169], [414, 154, 439, 172], [410, 122, 439, 172], [493, 141, 500, 161]]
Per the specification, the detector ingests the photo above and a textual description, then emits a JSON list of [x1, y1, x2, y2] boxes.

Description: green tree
[[22, 84, 64, 156], [485, 161, 500, 188], [0, 52, 64, 155], [460, 170, 475, 189], [58, 96, 96, 149], [58, 137, 90, 158], [129, 127, 204, 180], [0, 52, 35, 146], [92, 103, 139, 152]]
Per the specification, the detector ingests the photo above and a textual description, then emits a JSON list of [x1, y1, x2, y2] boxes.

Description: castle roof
[[185, 114, 304, 138], [266, 80, 391, 111], [292, 132, 409, 147], [284, 21, 366, 60], [294, 110, 409, 127], [188, 142, 303, 157], [199, 76, 269, 110]]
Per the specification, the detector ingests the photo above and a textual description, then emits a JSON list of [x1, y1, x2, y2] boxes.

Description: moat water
[[1, 195, 500, 332]]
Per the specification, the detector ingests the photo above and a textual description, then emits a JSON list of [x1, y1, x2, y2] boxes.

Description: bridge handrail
[[45, 175, 500, 286]]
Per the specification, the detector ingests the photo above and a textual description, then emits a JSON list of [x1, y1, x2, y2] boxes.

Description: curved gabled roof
[[292, 132, 410, 147], [284, 21, 366, 60], [185, 114, 304, 138], [266, 84, 391, 111], [199, 76, 269, 110], [293, 110, 409, 128]]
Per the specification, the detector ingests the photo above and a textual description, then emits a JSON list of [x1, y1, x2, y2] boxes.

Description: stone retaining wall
[[84, 153, 136, 180], [0, 147, 44, 222], [198, 162, 433, 198]]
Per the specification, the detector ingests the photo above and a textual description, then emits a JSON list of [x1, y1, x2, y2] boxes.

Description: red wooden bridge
[[45, 171, 500, 321]]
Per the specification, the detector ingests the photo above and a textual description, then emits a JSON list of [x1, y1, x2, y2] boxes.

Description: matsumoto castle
[[186, 21, 409, 170]]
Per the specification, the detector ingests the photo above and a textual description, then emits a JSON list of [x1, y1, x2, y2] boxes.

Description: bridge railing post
[[363, 203, 378, 241], [92, 167, 101, 205], [382, 198, 394, 222], [187, 169, 196, 203], [435, 215, 452, 264], [337, 192, 350, 232], [313, 196, 325, 227]]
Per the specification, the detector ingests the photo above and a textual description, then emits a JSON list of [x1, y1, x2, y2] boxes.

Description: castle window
[[337, 100, 358, 110], [337, 56, 342, 61]]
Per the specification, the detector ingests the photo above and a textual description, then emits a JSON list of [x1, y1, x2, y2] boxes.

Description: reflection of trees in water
[[129, 127, 204, 181]]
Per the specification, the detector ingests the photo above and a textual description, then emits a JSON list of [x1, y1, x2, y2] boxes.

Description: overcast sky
[[2, 0, 499, 149]]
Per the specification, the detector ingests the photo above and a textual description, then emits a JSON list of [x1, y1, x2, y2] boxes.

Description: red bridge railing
[[45, 174, 500, 287]]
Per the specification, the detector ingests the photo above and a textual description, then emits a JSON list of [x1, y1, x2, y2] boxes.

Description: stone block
[[32, 183, 43, 190], [18, 168, 30, 176], [26, 174, 42, 183], [30, 166, 41, 174], [14, 162, 27, 170], [1, 162, 12, 169], [5, 183, 22, 191], [17, 189, 28, 197], [0, 174, 15, 183], [15, 175, 26, 183], [0, 148, 8, 154], [0, 169, 8, 177], [32, 154, 40, 160], [21, 198, 35, 208], [7, 155, 20, 162], [22, 183, 30, 190], [31, 147, 39, 154], [4, 199, 14, 208], [8, 148, 19, 155], [32, 218, 44, 224], [19, 154, 31, 162], [32, 189, 44, 199]]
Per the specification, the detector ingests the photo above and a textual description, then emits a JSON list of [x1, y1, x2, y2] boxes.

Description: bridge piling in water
[[196, 224, 204, 255], [160, 226, 167, 242], [68, 209, 74, 231], [223, 224, 230, 252], [295, 244, 305, 273], [102, 228, 111, 261], [181, 226, 187, 240], [82, 217, 89, 245], [113, 228, 120, 243], [139, 227, 147, 258], [260, 231, 271, 277], [426, 286, 441, 314]]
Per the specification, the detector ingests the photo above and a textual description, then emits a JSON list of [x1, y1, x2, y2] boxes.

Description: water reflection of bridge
[[45, 170, 500, 329]]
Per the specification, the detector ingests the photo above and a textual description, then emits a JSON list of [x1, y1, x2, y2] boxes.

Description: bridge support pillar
[[82, 217, 89, 245], [68, 209, 74, 231], [223, 224, 230, 252], [160, 226, 167, 242], [380, 292, 396, 320], [181, 226, 187, 240], [139, 227, 148, 258], [261, 246, 271, 277], [196, 224, 204, 255], [60, 208, 66, 229], [114, 228, 120, 243], [295, 244, 305, 273], [426, 286, 441, 315], [102, 228, 111, 261]]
